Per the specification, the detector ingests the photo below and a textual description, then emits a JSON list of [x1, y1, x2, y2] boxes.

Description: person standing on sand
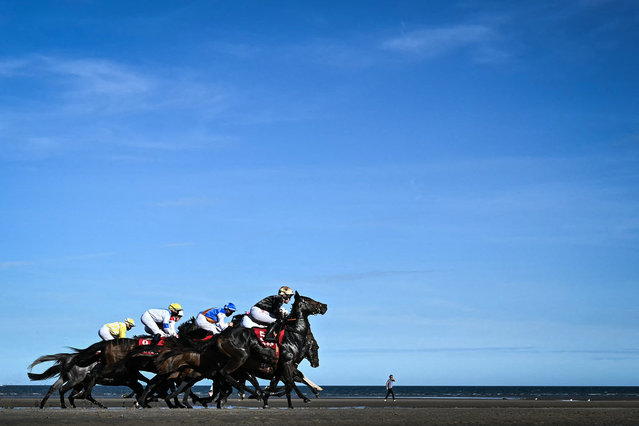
[[385, 374, 396, 401]]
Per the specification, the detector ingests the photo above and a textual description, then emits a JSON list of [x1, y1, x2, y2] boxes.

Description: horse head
[[306, 333, 320, 368], [293, 291, 328, 317]]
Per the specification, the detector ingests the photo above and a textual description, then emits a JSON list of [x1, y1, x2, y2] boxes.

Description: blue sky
[[1, 1, 638, 386]]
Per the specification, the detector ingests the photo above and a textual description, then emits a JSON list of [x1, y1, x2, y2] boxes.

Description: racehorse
[[142, 324, 322, 409], [27, 353, 103, 409], [215, 291, 327, 408], [27, 320, 206, 409]]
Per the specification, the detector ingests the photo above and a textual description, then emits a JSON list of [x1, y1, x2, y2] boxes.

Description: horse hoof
[[304, 399, 311, 403]]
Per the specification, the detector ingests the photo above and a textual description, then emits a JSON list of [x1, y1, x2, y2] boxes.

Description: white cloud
[[382, 24, 493, 58], [43, 56, 152, 97], [160, 242, 195, 248], [151, 197, 217, 208], [0, 55, 230, 158], [0, 260, 32, 269]]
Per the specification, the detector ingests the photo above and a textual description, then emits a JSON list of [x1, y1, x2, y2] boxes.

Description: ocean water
[[2, 385, 639, 401]]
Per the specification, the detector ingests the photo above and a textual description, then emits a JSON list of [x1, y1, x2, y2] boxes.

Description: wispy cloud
[[48, 252, 116, 262], [0, 55, 229, 159], [381, 24, 503, 61], [327, 346, 537, 354], [307, 269, 429, 283], [0, 260, 33, 269], [44, 56, 152, 98], [327, 347, 639, 356], [0, 252, 115, 269], [151, 197, 217, 208], [160, 242, 195, 248]]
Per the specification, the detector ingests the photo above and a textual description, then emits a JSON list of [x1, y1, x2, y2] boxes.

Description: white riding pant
[[249, 306, 278, 324], [141, 311, 165, 336], [98, 325, 115, 341], [195, 313, 223, 335]]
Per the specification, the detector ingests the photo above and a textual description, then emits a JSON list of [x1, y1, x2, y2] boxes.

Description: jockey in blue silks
[[195, 303, 237, 335]]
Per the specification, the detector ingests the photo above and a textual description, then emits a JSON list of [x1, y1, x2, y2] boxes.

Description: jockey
[[140, 303, 183, 339], [248, 286, 294, 342], [98, 318, 135, 341], [195, 303, 237, 335]]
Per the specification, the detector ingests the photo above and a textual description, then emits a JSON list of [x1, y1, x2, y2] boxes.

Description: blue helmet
[[224, 303, 236, 312]]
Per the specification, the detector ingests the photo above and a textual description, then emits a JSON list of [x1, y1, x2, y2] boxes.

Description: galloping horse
[[27, 319, 207, 409], [215, 291, 327, 408]]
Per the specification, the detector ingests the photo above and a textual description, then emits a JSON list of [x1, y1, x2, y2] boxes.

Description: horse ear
[[295, 290, 300, 297]]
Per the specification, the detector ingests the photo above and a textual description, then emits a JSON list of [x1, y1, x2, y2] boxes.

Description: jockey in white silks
[[140, 303, 183, 337], [195, 303, 237, 335]]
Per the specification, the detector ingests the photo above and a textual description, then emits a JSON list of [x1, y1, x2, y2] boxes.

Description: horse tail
[[28, 353, 71, 370], [27, 364, 62, 381]]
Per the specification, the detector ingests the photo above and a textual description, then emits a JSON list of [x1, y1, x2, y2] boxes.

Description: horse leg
[[292, 383, 311, 403], [293, 372, 311, 402], [80, 372, 103, 408], [262, 375, 280, 408], [164, 379, 189, 408], [244, 371, 263, 401], [139, 375, 161, 407], [181, 377, 202, 409], [281, 363, 297, 409], [39, 376, 63, 409], [124, 379, 144, 408], [57, 379, 80, 409], [68, 384, 83, 408], [218, 353, 257, 399], [215, 381, 233, 409]]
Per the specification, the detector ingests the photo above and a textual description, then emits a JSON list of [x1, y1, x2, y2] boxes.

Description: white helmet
[[278, 286, 294, 297]]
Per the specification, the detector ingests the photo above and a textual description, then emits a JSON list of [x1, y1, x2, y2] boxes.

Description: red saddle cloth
[[253, 329, 284, 348], [138, 337, 166, 346], [196, 334, 215, 341]]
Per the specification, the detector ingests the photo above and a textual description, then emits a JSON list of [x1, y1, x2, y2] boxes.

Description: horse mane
[[177, 316, 197, 334], [132, 334, 153, 339], [69, 341, 104, 367]]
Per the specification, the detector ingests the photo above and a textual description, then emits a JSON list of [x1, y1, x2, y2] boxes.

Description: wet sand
[[3, 397, 639, 425]]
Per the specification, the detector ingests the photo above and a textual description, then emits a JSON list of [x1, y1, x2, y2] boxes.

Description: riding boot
[[263, 320, 280, 342], [152, 333, 162, 345]]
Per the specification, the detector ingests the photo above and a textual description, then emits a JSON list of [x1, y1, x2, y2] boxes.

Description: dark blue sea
[[2, 385, 639, 401]]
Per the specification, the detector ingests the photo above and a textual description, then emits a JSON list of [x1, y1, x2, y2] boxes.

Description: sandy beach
[[2, 397, 639, 425]]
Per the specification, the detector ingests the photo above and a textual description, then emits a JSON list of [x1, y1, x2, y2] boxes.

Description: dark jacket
[[255, 295, 284, 318]]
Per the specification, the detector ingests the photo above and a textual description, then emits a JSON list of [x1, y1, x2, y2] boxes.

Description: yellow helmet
[[124, 318, 135, 327], [168, 303, 183, 314], [278, 286, 294, 296]]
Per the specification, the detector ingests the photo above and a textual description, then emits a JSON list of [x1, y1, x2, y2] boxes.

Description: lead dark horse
[[216, 291, 327, 408]]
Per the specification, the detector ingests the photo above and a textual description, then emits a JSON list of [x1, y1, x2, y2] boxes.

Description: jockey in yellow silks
[[98, 318, 135, 340]]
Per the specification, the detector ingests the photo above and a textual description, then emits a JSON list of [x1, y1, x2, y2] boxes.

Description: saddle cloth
[[138, 337, 166, 346], [253, 329, 285, 348]]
